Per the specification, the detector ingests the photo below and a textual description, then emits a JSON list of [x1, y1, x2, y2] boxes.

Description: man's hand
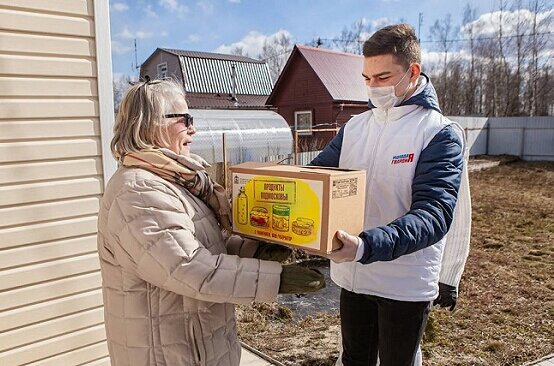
[[433, 282, 458, 311], [326, 230, 360, 263]]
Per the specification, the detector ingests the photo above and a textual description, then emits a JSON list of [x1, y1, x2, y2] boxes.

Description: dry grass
[[237, 160, 554, 366]]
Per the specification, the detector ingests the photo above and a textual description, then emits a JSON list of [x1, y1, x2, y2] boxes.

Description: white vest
[[331, 105, 454, 301]]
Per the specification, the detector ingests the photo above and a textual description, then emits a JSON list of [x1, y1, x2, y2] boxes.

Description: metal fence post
[[520, 127, 526, 158], [485, 119, 490, 155], [223, 133, 227, 189]]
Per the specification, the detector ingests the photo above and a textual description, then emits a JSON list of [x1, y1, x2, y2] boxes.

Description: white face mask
[[367, 67, 412, 109]]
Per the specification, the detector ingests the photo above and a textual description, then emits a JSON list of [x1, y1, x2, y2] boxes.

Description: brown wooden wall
[[270, 53, 333, 127], [269, 53, 369, 151], [332, 104, 369, 125], [140, 50, 183, 82]]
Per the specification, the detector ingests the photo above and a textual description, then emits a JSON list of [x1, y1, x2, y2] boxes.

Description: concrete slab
[[524, 354, 554, 366], [240, 347, 274, 365]]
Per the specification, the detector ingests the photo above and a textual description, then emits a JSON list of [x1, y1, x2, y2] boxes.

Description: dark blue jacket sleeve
[[359, 125, 464, 264], [308, 125, 345, 167]]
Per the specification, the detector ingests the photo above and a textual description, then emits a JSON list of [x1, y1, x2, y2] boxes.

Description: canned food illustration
[[250, 207, 269, 228], [292, 217, 314, 236], [272, 204, 290, 232]]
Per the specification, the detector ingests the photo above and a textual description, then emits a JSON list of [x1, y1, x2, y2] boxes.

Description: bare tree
[[496, 0, 514, 116], [325, 3, 554, 117], [462, 4, 478, 115], [258, 32, 293, 84], [333, 19, 371, 54], [230, 46, 249, 57], [430, 14, 455, 113], [527, 0, 552, 116], [510, 0, 529, 115], [113, 74, 133, 113]]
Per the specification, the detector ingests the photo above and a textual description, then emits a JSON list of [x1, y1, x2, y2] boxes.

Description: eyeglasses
[[137, 78, 162, 89], [163, 113, 194, 128]]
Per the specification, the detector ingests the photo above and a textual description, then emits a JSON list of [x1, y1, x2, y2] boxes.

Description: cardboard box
[[230, 162, 366, 254]]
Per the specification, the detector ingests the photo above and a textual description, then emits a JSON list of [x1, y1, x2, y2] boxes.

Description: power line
[[259, 48, 294, 62], [420, 31, 553, 43], [258, 37, 331, 62], [315, 31, 553, 46], [257, 31, 552, 62]]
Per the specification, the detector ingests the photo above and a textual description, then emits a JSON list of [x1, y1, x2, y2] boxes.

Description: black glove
[[278, 264, 326, 294], [253, 242, 293, 263], [433, 282, 457, 311]]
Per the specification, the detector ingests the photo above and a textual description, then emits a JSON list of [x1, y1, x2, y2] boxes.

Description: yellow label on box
[[253, 180, 296, 204], [233, 174, 323, 249]]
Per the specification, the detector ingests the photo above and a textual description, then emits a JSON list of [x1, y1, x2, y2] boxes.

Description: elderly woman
[[97, 79, 324, 366]]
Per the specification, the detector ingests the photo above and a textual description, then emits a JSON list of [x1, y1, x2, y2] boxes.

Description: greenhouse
[[189, 109, 293, 164]]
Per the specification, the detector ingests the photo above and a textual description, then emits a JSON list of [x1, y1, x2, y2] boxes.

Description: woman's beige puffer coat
[[97, 167, 282, 366]]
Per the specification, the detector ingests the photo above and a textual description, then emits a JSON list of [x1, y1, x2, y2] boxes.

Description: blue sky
[[108, 0, 545, 78]]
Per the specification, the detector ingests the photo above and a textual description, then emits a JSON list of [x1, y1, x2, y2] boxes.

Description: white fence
[[450, 116, 554, 161], [260, 117, 554, 164], [260, 151, 321, 165]]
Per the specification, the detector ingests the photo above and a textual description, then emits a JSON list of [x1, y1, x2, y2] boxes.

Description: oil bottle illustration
[[237, 187, 248, 225]]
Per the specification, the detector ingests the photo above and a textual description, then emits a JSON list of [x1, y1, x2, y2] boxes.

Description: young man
[[311, 24, 470, 366]]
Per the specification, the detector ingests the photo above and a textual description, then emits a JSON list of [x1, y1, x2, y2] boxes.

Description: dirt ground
[[236, 160, 554, 366]]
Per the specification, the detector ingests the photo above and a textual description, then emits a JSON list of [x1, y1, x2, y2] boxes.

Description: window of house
[[157, 62, 168, 79], [294, 111, 313, 135]]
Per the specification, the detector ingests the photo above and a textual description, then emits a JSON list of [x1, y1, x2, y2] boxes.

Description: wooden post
[[222, 133, 228, 189], [294, 130, 299, 165]]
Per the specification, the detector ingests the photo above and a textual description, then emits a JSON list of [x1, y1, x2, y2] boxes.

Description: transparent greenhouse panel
[[189, 109, 293, 164]]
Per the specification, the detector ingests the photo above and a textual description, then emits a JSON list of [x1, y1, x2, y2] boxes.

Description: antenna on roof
[[133, 39, 140, 80]]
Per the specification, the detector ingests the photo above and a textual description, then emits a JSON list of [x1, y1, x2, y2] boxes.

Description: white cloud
[[215, 29, 293, 57], [158, 0, 189, 18], [229, 0, 241, 3], [370, 17, 393, 30], [197, 0, 214, 14], [145, 5, 158, 17], [118, 26, 153, 40], [112, 40, 132, 55], [112, 2, 129, 11], [461, 8, 554, 38], [187, 34, 201, 43]]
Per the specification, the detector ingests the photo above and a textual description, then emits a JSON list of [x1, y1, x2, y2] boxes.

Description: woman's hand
[[253, 242, 293, 263]]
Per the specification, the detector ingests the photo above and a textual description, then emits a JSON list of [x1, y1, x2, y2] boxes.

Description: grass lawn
[[237, 160, 554, 366]]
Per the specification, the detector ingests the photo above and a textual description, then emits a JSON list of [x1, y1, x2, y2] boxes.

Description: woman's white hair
[[111, 78, 187, 163]]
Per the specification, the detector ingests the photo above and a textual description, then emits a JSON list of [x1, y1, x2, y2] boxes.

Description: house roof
[[161, 48, 264, 63], [142, 48, 273, 97], [185, 93, 269, 109], [269, 45, 367, 104]]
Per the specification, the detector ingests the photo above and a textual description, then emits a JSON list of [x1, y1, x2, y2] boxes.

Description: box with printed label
[[230, 162, 366, 254]]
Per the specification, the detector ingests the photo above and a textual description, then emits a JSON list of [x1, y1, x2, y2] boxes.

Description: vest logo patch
[[391, 153, 415, 165]]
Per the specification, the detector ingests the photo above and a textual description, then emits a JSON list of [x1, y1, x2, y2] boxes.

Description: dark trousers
[[340, 289, 431, 366]]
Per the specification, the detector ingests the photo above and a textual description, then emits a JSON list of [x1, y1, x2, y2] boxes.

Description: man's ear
[[409, 63, 422, 83]]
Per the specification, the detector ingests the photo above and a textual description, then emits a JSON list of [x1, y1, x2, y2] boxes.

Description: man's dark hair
[[362, 24, 420, 68]]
